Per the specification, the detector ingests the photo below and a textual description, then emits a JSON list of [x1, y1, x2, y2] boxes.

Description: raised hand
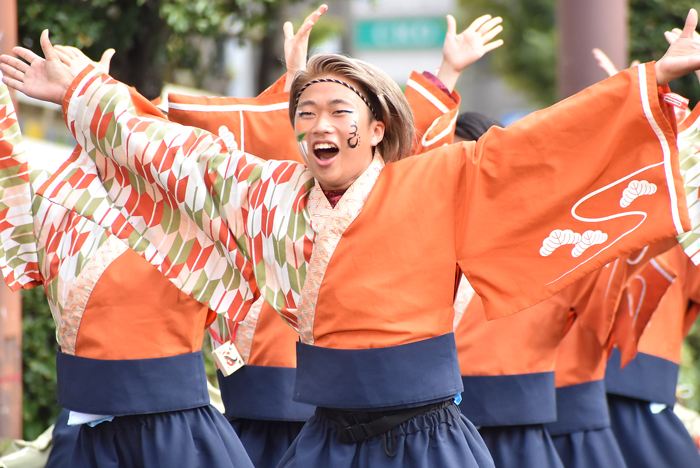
[[0, 30, 75, 104], [656, 9, 700, 86], [592, 48, 620, 77], [283, 4, 328, 92], [437, 14, 504, 92], [55, 45, 115, 76]]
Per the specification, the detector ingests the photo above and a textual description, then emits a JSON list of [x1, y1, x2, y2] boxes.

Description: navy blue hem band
[[293, 333, 463, 410], [218, 366, 315, 421], [545, 380, 609, 435], [459, 372, 556, 426], [605, 349, 678, 406], [57, 350, 209, 415]]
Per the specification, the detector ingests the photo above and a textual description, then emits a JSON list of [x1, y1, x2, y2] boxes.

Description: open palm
[[442, 14, 503, 73], [656, 9, 700, 86], [0, 30, 74, 104]]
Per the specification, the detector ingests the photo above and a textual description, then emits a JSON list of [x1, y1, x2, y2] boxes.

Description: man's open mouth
[[313, 142, 339, 160]]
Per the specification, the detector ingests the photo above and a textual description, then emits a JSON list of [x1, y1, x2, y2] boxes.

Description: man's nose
[[312, 113, 333, 134]]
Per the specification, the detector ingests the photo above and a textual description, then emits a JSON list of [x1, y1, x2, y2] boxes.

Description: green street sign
[[354, 17, 447, 51]]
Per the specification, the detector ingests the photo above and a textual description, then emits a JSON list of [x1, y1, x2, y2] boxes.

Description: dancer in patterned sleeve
[[6, 7, 496, 468], [4, 9, 700, 468], [165, 9, 490, 468], [0, 83, 254, 468]]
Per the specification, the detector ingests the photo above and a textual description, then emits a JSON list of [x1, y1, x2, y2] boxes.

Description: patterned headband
[[294, 78, 380, 121]]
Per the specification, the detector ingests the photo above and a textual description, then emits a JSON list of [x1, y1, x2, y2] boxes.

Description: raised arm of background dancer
[[436, 14, 503, 93], [666, 27, 700, 85], [283, 4, 328, 92], [451, 10, 700, 322]]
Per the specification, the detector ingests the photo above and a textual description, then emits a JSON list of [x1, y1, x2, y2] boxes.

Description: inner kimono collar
[[298, 154, 385, 344], [311, 154, 385, 211]]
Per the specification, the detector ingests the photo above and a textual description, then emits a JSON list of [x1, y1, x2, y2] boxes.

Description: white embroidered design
[[540, 229, 608, 257], [620, 180, 657, 208], [217, 125, 238, 151], [571, 230, 608, 257], [540, 229, 581, 256]]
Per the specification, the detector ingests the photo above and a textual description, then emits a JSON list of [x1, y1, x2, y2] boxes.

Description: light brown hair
[[289, 54, 415, 163]]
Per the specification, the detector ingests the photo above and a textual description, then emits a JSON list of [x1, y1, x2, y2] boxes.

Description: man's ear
[[370, 120, 385, 146]]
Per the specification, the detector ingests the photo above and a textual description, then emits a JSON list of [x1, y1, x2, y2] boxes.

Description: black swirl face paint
[[347, 121, 360, 148]]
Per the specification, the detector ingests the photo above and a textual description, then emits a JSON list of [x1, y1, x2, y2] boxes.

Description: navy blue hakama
[[229, 419, 305, 468], [608, 394, 700, 468], [478, 425, 564, 468], [55, 350, 253, 468], [46, 409, 80, 468], [278, 403, 493, 468], [545, 381, 626, 468], [218, 366, 314, 468]]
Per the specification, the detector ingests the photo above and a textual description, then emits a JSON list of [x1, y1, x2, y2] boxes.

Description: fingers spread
[[467, 15, 492, 34], [0, 62, 25, 85], [481, 25, 503, 43], [479, 16, 503, 35], [11, 46, 40, 66], [682, 8, 698, 38], [1, 74, 24, 92], [40, 30, 59, 62], [0, 55, 29, 74], [483, 39, 504, 53], [445, 14, 457, 37], [100, 49, 115, 65], [283, 21, 294, 39]]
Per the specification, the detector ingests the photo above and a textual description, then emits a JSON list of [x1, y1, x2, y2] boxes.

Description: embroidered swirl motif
[[296, 155, 385, 344]]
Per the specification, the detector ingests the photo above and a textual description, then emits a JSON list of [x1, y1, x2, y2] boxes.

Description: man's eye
[[334, 110, 353, 115], [297, 111, 313, 117]]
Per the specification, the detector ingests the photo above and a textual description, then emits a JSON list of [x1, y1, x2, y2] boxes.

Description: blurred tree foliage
[[459, 0, 700, 107], [21, 288, 59, 441], [18, 0, 305, 98]]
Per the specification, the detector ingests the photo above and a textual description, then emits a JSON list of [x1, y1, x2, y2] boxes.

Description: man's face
[[294, 75, 385, 190]]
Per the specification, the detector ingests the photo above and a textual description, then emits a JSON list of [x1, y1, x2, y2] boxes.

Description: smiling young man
[[4, 9, 700, 468]]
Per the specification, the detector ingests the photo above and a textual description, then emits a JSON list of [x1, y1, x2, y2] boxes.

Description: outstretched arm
[[0, 30, 74, 104], [283, 4, 328, 92], [436, 14, 504, 92]]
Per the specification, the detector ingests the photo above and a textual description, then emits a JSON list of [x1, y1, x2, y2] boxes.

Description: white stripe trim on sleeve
[[637, 64, 685, 235], [406, 78, 450, 113], [168, 102, 289, 113]]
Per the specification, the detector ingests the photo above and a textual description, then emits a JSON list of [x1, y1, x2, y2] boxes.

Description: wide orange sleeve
[[450, 63, 689, 320], [166, 88, 301, 163], [404, 71, 461, 154]]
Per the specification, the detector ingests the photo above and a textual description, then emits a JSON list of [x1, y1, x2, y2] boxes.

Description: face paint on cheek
[[296, 132, 309, 163], [347, 121, 360, 149]]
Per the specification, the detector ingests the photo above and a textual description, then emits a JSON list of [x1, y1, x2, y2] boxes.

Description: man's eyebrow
[[298, 98, 355, 108], [329, 98, 353, 106], [297, 100, 316, 108]]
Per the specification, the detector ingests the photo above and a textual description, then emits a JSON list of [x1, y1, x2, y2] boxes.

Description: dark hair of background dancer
[[454, 112, 503, 142]]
